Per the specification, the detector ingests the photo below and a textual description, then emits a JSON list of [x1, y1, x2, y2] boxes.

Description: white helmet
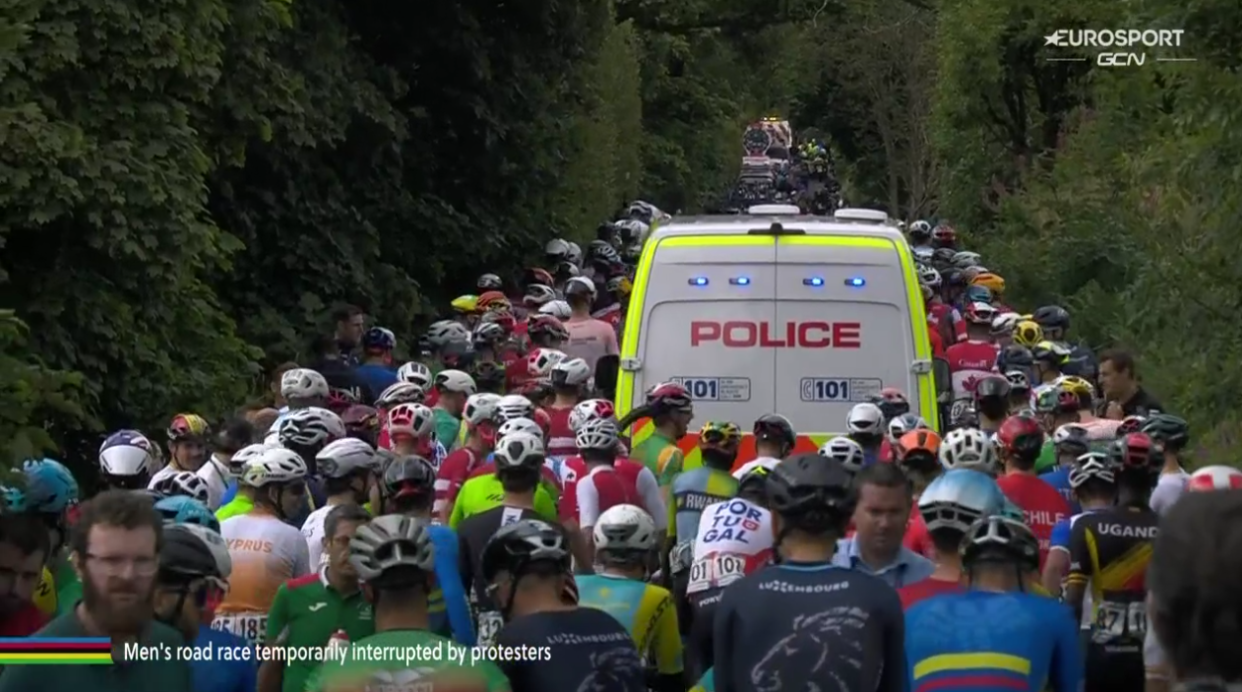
[[280, 368, 329, 400], [315, 438, 380, 479], [523, 284, 557, 306], [433, 369, 476, 395], [565, 241, 583, 267], [910, 220, 932, 234], [426, 320, 471, 348], [1188, 465, 1242, 492], [940, 428, 997, 472], [539, 300, 572, 319], [376, 382, 426, 408], [846, 403, 884, 435], [593, 504, 657, 552], [497, 417, 543, 440], [99, 434, 155, 477], [570, 399, 616, 433], [575, 418, 619, 451], [544, 238, 571, 261], [228, 442, 271, 476], [396, 362, 433, 389], [348, 515, 435, 580], [819, 437, 866, 474], [496, 394, 535, 422], [277, 407, 345, 449], [887, 414, 929, 444], [386, 403, 436, 438], [551, 357, 592, 388], [151, 472, 210, 504], [242, 447, 307, 487], [991, 312, 1023, 335], [527, 348, 568, 378], [494, 432, 545, 469], [462, 393, 503, 427]]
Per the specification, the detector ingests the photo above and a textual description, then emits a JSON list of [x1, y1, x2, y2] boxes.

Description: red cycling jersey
[[434, 446, 488, 518], [558, 456, 664, 529], [944, 339, 1000, 401], [996, 472, 1071, 571], [928, 302, 965, 342], [544, 406, 576, 458], [899, 578, 963, 610], [903, 509, 936, 559], [926, 323, 945, 356]]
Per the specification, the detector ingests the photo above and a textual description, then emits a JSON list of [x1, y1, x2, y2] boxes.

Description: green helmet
[[1140, 414, 1189, 451], [1033, 385, 1060, 413]]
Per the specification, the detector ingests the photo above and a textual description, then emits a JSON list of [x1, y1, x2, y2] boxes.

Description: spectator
[[198, 417, 256, 509], [269, 361, 299, 409], [331, 304, 366, 366], [561, 277, 618, 375], [308, 335, 368, 403], [832, 463, 935, 588], [354, 327, 399, 399], [0, 513, 50, 636], [1098, 348, 1164, 418]]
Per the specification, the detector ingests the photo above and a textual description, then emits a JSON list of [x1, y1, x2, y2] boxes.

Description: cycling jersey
[[426, 524, 476, 645], [53, 561, 81, 617], [1039, 465, 1081, 513], [996, 472, 1071, 570], [33, 566, 56, 615], [1150, 468, 1189, 515], [563, 463, 662, 529], [197, 455, 232, 510], [191, 624, 257, 692], [631, 430, 686, 483], [544, 405, 576, 458], [905, 590, 1081, 692], [897, 578, 962, 610], [267, 569, 376, 692], [300, 501, 370, 568], [448, 471, 558, 529], [215, 512, 312, 644], [1049, 508, 1103, 627], [435, 446, 488, 517], [669, 467, 738, 546], [686, 497, 773, 596], [216, 494, 254, 521], [432, 407, 462, 454], [352, 363, 398, 401], [495, 608, 645, 692], [576, 573, 683, 675], [307, 630, 508, 692], [944, 338, 1000, 400]]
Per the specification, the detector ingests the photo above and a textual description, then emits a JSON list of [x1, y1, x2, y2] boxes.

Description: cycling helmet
[[563, 276, 595, 298], [1031, 340, 1071, 366], [315, 438, 380, 479], [918, 469, 1006, 533], [974, 375, 1011, 401], [482, 519, 571, 583], [99, 430, 157, 485], [1052, 424, 1091, 455], [940, 428, 996, 472], [1068, 452, 1116, 488], [646, 382, 693, 415], [462, 393, 503, 428], [544, 238, 572, 263], [565, 241, 582, 266], [551, 358, 592, 388], [933, 223, 957, 247], [963, 285, 993, 305], [554, 261, 580, 281], [996, 345, 1034, 373], [964, 301, 998, 324], [753, 414, 796, 451], [538, 300, 572, 320], [278, 407, 345, 449], [383, 456, 436, 500], [361, 327, 396, 352], [151, 472, 210, 504], [874, 387, 911, 419], [898, 429, 942, 461], [160, 523, 231, 586], [228, 442, 270, 477], [167, 413, 210, 443], [376, 382, 426, 408], [918, 265, 941, 289], [433, 369, 477, 395], [386, 403, 435, 438], [569, 399, 616, 432], [818, 437, 866, 474], [846, 402, 884, 435], [594, 504, 657, 553], [470, 360, 507, 393], [525, 267, 556, 288], [1117, 415, 1147, 435], [1108, 432, 1163, 475], [576, 418, 619, 451], [280, 368, 330, 400], [476, 291, 511, 314], [996, 414, 1044, 458], [526, 349, 568, 378], [1011, 320, 1043, 348], [527, 315, 569, 344], [1141, 413, 1190, 451], [497, 417, 544, 441], [241, 448, 308, 487], [154, 495, 220, 532], [971, 272, 1005, 295], [766, 453, 855, 524], [1187, 465, 1242, 492], [327, 388, 360, 413], [909, 220, 932, 238], [523, 284, 557, 307], [494, 432, 546, 470], [496, 394, 536, 422], [952, 250, 981, 267], [426, 321, 471, 349], [887, 413, 929, 444], [396, 362, 433, 389], [450, 295, 479, 315], [472, 321, 508, 347], [961, 515, 1040, 571], [477, 273, 503, 291], [349, 515, 436, 582], [18, 459, 79, 514], [1032, 305, 1070, 332]]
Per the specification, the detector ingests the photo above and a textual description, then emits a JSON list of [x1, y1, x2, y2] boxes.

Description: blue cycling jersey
[[1039, 467, 1080, 514], [192, 624, 257, 692], [352, 364, 398, 402], [906, 590, 1082, 692], [1049, 508, 1104, 552], [428, 524, 476, 646]]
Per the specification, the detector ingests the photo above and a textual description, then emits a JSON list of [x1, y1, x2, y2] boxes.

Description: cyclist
[[373, 380, 426, 449], [154, 496, 222, 532], [900, 468, 1007, 608], [1141, 413, 1191, 514], [98, 429, 158, 491], [273, 406, 344, 523], [352, 326, 399, 399], [576, 505, 684, 692], [0, 512, 50, 636], [215, 448, 312, 645], [667, 421, 741, 600], [627, 382, 694, 487], [545, 357, 593, 457], [944, 301, 1000, 401], [905, 515, 1081, 692], [845, 402, 886, 464], [1041, 452, 1117, 598], [752, 414, 796, 460], [435, 393, 502, 520], [713, 454, 905, 692], [307, 515, 507, 692], [483, 519, 645, 692], [449, 417, 560, 526], [973, 375, 1011, 434], [152, 471, 211, 505], [1037, 423, 1091, 509], [6, 458, 78, 620], [565, 418, 663, 549], [214, 443, 275, 521], [431, 369, 477, 453], [562, 276, 619, 375], [1065, 432, 1161, 692], [302, 438, 381, 568], [384, 402, 445, 468], [150, 413, 212, 487]]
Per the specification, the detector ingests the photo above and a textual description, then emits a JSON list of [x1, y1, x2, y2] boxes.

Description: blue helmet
[[964, 285, 993, 304], [19, 458, 79, 514], [917, 468, 1006, 533], [153, 496, 220, 533]]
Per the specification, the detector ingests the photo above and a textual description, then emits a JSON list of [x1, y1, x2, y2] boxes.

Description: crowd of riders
[[2, 202, 1241, 692]]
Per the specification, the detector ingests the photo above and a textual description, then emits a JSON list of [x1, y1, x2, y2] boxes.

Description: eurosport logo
[[1044, 29, 1196, 67]]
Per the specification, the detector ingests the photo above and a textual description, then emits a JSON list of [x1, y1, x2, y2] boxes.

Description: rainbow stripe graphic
[[0, 637, 114, 665]]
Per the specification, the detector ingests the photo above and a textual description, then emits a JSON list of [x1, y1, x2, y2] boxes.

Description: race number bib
[[476, 610, 504, 649], [1093, 601, 1145, 644], [670, 542, 694, 575], [212, 613, 268, 646], [687, 553, 746, 594]]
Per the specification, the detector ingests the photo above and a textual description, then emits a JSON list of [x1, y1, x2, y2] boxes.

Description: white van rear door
[[773, 238, 920, 433], [636, 239, 777, 429]]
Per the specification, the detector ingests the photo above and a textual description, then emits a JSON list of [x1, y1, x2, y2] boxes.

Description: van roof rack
[[833, 208, 889, 224]]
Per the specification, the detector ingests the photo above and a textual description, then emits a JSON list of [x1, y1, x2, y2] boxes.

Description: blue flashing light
[[803, 277, 825, 287], [730, 276, 751, 286], [845, 276, 866, 288], [689, 276, 709, 286]]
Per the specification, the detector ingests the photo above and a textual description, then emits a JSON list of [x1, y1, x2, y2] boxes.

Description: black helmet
[[481, 519, 570, 583], [974, 375, 1011, 401], [383, 456, 436, 500], [766, 453, 854, 529], [159, 524, 231, 584], [753, 414, 796, 450], [1032, 305, 1070, 331], [1140, 414, 1190, 451], [960, 515, 1039, 572], [470, 360, 506, 393], [996, 345, 1033, 372]]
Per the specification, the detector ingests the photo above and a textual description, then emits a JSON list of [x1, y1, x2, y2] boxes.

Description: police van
[[615, 205, 938, 469]]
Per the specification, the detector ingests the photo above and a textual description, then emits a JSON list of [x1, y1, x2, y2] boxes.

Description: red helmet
[[1117, 415, 1146, 435], [525, 267, 555, 288], [342, 405, 379, 432], [327, 388, 359, 413], [646, 382, 693, 414], [933, 224, 956, 245], [1110, 432, 1162, 472], [964, 302, 998, 324], [479, 310, 516, 334], [528, 315, 569, 343], [997, 415, 1044, 457]]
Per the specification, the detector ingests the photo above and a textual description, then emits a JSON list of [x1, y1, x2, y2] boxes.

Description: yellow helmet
[[451, 295, 479, 314], [699, 421, 742, 450], [1055, 375, 1095, 398], [971, 272, 1006, 295], [1012, 320, 1044, 347]]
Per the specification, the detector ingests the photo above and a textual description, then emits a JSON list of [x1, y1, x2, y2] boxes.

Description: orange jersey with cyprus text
[[215, 512, 312, 644]]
